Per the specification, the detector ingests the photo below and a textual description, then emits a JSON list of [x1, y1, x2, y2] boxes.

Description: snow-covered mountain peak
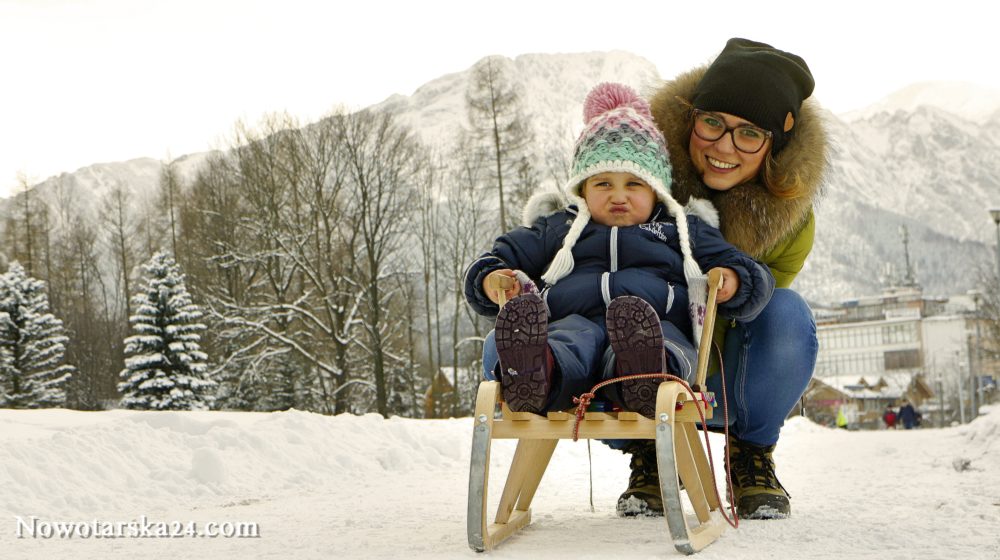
[[377, 51, 661, 151], [842, 80, 1000, 123]]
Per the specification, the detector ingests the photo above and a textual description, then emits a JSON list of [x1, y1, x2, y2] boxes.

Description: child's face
[[582, 172, 656, 227]]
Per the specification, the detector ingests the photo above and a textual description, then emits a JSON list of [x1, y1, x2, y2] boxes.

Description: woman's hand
[[716, 267, 740, 303], [483, 269, 522, 305]]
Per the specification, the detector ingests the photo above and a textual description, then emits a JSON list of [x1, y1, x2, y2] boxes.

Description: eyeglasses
[[691, 109, 772, 154]]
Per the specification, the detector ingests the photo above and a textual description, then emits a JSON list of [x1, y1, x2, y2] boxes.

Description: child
[[464, 83, 775, 418]]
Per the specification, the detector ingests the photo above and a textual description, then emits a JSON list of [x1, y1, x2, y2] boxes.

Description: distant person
[[836, 406, 849, 430], [643, 37, 828, 519], [898, 401, 918, 429], [882, 406, 897, 429]]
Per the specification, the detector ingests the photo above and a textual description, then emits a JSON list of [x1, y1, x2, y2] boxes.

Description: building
[[802, 373, 934, 429], [810, 284, 995, 427]]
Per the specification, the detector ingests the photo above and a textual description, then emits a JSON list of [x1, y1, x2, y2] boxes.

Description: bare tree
[[3, 173, 48, 278], [415, 154, 442, 412], [439, 139, 492, 415], [159, 159, 182, 257], [336, 108, 426, 416], [466, 55, 535, 234], [99, 182, 138, 323]]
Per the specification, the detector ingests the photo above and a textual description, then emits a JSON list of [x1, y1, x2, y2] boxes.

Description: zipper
[[610, 226, 619, 272]]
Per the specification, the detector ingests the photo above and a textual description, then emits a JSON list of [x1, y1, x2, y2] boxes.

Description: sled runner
[[468, 269, 728, 555]]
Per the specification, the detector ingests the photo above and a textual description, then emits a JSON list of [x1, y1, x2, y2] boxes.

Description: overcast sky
[[1, 0, 997, 198]]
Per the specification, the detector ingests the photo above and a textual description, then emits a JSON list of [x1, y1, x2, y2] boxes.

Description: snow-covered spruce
[[0, 262, 74, 408], [118, 252, 215, 410]]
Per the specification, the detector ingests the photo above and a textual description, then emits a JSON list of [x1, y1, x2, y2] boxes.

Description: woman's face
[[688, 111, 770, 191]]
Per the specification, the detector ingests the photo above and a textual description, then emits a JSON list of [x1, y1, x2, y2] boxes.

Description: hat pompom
[[583, 82, 652, 123]]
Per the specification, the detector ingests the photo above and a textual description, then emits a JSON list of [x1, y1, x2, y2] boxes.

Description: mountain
[[797, 104, 999, 302], [841, 81, 1000, 123], [378, 50, 662, 150], [2, 52, 997, 305]]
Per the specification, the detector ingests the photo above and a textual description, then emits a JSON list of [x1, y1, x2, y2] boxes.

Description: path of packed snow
[[1, 405, 998, 559]]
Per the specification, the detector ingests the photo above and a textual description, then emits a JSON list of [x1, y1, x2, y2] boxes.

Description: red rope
[[712, 341, 739, 528], [570, 373, 672, 441], [569, 357, 740, 529]]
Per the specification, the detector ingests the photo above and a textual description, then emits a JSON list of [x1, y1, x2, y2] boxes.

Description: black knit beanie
[[691, 38, 814, 155]]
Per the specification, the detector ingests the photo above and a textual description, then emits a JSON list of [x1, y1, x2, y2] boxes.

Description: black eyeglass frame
[[690, 108, 773, 154]]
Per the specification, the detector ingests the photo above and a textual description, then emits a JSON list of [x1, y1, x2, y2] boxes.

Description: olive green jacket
[[648, 63, 829, 369]]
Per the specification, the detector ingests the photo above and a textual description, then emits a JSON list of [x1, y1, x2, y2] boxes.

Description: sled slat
[[484, 510, 530, 550], [676, 421, 711, 523], [491, 400, 711, 439], [683, 422, 720, 509]]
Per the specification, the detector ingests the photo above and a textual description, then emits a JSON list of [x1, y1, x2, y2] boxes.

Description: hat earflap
[[541, 192, 589, 286]]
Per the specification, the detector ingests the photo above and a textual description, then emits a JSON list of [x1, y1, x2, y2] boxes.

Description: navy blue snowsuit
[[465, 203, 775, 410]]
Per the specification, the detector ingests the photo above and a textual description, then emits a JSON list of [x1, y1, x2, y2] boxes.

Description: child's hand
[[716, 267, 739, 303], [484, 269, 522, 305]]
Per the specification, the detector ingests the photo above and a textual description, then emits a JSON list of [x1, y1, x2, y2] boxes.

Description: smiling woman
[[640, 37, 829, 520]]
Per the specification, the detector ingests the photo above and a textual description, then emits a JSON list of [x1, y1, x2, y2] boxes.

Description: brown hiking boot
[[616, 440, 663, 517], [495, 294, 551, 414], [727, 435, 791, 519]]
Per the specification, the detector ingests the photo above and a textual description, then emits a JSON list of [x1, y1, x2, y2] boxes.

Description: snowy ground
[[1, 405, 998, 560]]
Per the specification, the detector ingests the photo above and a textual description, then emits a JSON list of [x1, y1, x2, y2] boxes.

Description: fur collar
[[648, 65, 829, 259], [521, 191, 567, 225]]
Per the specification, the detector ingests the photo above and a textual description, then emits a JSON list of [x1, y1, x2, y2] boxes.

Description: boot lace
[[730, 441, 790, 497]]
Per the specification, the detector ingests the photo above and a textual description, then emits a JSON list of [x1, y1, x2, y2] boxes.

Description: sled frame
[[468, 268, 727, 555]]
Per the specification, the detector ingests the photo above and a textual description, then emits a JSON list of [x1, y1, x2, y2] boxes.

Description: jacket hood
[[521, 190, 720, 229], [649, 65, 829, 259]]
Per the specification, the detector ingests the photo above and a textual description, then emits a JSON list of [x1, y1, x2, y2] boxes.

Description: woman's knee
[[750, 289, 815, 337]]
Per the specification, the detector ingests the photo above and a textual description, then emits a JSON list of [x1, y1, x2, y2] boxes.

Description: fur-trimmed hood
[[648, 65, 829, 259]]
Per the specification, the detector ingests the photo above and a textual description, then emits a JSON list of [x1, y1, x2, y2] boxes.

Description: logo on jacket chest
[[638, 223, 674, 243]]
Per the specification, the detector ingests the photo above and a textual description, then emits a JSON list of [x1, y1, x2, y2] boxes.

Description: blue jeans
[[481, 289, 816, 448], [702, 288, 818, 446]]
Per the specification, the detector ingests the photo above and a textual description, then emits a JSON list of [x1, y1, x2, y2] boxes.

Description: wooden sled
[[468, 268, 727, 555]]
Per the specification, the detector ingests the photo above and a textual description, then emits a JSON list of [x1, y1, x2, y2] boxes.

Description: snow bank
[[1, 406, 998, 559], [0, 409, 470, 520]]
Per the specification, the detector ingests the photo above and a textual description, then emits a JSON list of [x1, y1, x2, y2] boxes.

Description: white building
[[812, 286, 993, 426]]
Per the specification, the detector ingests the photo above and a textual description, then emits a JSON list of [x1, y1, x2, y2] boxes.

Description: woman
[[618, 38, 828, 519]]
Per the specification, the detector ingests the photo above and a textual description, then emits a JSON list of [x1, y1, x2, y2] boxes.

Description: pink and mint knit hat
[[541, 83, 702, 286], [567, 82, 673, 197]]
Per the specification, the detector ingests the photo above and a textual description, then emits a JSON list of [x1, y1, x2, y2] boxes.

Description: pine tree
[[0, 262, 74, 408], [118, 252, 215, 410]]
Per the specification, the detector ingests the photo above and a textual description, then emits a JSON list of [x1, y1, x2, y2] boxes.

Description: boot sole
[[616, 493, 664, 517], [738, 494, 791, 519], [495, 294, 549, 414], [607, 296, 664, 418]]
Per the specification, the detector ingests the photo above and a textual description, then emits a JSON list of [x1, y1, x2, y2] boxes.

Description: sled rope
[[586, 439, 595, 513], [713, 341, 739, 529], [571, 373, 673, 441], [570, 362, 739, 529]]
